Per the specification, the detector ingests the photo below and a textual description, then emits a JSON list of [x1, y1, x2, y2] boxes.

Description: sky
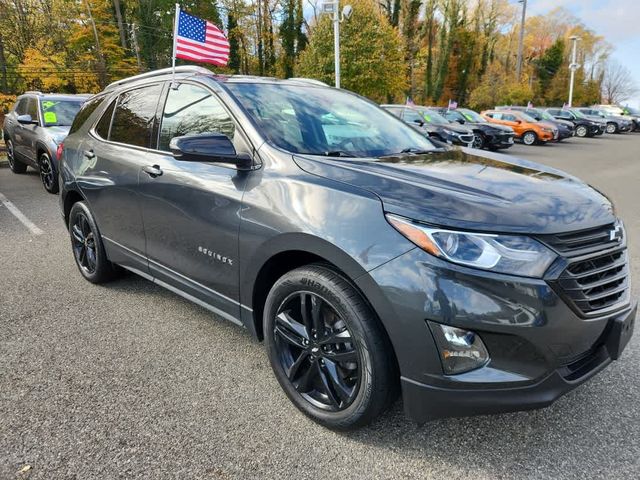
[[526, 0, 640, 107]]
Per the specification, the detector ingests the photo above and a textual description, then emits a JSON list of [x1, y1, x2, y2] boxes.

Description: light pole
[[321, 2, 352, 88], [568, 36, 580, 107]]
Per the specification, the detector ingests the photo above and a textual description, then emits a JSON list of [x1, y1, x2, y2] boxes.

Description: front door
[[138, 81, 253, 322], [14, 97, 40, 162]]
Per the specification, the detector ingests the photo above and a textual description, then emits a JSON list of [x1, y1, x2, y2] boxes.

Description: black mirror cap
[[413, 119, 425, 126], [169, 133, 252, 170], [17, 114, 37, 125]]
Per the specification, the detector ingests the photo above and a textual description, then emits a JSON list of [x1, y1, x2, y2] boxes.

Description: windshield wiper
[[379, 147, 445, 158], [321, 150, 360, 158]]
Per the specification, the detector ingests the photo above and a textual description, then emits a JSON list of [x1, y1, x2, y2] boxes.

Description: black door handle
[[83, 150, 95, 159], [143, 164, 163, 177]]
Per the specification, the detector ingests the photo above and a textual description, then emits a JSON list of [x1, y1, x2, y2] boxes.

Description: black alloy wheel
[[264, 265, 397, 429], [39, 152, 58, 194], [71, 211, 98, 276], [68, 201, 120, 283], [273, 291, 360, 411], [472, 133, 485, 149], [6, 139, 27, 173]]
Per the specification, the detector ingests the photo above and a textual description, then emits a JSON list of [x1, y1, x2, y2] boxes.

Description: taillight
[[56, 142, 64, 161]]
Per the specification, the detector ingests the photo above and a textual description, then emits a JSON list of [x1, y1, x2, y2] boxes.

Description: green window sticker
[[44, 111, 58, 124], [42, 100, 56, 109], [463, 113, 474, 121], [422, 114, 432, 122]]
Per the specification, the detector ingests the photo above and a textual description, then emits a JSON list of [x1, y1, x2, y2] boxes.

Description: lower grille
[[555, 249, 630, 315], [458, 134, 474, 144]]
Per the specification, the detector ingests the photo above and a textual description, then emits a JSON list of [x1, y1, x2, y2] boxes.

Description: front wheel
[[39, 151, 59, 194], [575, 125, 588, 137], [606, 123, 617, 134], [264, 265, 397, 430], [472, 133, 486, 149], [6, 139, 27, 174], [522, 131, 538, 145]]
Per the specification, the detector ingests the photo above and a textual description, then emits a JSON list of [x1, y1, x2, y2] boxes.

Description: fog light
[[428, 321, 489, 375]]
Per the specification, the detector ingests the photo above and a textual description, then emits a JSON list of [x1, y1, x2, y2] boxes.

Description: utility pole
[[515, 0, 527, 81], [131, 24, 142, 72], [84, 0, 107, 87], [568, 36, 580, 107]]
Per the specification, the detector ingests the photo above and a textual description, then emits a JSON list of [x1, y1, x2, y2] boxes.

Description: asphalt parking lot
[[1, 134, 639, 479]]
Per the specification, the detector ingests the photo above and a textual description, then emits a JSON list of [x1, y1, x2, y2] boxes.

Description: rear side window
[[95, 99, 116, 139], [14, 98, 27, 115], [69, 96, 104, 134], [110, 84, 162, 148], [26, 98, 39, 120], [158, 83, 235, 152]]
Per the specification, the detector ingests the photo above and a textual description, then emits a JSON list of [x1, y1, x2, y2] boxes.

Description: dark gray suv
[[59, 67, 636, 429], [3, 92, 87, 193]]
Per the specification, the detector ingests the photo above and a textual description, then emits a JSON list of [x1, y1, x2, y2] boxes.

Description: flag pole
[[171, 3, 180, 89]]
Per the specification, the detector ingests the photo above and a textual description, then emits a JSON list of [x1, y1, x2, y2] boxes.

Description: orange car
[[481, 109, 557, 145]]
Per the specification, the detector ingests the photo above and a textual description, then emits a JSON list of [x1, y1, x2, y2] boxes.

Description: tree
[[297, 0, 406, 102], [535, 39, 564, 95], [279, 0, 306, 78], [601, 61, 638, 104]]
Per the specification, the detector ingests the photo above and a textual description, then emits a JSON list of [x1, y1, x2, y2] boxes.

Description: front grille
[[541, 223, 630, 316], [540, 223, 621, 257]]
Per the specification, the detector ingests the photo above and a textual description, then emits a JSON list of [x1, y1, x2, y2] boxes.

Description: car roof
[[17, 92, 89, 101]]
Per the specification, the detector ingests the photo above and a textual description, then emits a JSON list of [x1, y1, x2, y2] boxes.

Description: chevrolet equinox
[[59, 67, 636, 429]]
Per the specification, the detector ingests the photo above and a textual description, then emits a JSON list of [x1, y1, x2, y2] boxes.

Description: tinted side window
[[95, 99, 116, 139], [14, 98, 27, 115], [110, 84, 162, 148], [69, 96, 104, 134], [503, 114, 516, 121], [158, 83, 235, 152], [385, 107, 402, 118], [25, 98, 39, 120], [403, 109, 423, 123]]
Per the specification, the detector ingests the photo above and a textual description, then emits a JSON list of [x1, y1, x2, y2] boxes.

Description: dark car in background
[[59, 66, 636, 430], [498, 106, 574, 141], [381, 104, 474, 147], [2, 91, 88, 193], [545, 108, 605, 137], [576, 108, 633, 134], [622, 106, 640, 131], [432, 107, 515, 150]]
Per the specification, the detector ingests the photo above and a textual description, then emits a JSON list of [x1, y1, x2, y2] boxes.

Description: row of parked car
[[382, 103, 639, 150]]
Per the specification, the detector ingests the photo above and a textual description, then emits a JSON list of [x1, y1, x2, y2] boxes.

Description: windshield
[[625, 106, 639, 115], [518, 112, 537, 122], [416, 108, 450, 124], [40, 99, 84, 126], [457, 108, 486, 123], [571, 109, 587, 119], [226, 83, 436, 157], [539, 110, 555, 121]]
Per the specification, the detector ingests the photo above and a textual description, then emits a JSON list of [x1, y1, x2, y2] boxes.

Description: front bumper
[[358, 247, 636, 422], [486, 132, 515, 149]]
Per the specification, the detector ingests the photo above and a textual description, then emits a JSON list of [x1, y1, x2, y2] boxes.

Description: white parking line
[[0, 192, 44, 235]]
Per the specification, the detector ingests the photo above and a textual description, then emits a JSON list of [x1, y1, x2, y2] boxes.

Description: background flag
[[448, 99, 458, 110], [175, 9, 230, 66]]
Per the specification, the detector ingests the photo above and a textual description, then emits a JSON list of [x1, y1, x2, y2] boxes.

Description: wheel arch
[[62, 188, 86, 228]]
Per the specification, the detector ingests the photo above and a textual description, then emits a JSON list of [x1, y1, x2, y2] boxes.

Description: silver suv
[[3, 92, 87, 193]]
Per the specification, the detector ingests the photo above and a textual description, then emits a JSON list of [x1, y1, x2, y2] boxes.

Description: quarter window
[[95, 99, 116, 140], [70, 96, 104, 134], [25, 98, 39, 121], [14, 98, 28, 115], [110, 84, 162, 148], [158, 83, 235, 152]]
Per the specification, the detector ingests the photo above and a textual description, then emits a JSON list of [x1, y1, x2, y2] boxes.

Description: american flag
[[175, 9, 230, 66], [448, 99, 458, 109], [527, 101, 534, 108]]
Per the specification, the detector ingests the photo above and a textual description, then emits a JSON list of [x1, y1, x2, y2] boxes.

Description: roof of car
[[18, 92, 89, 101]]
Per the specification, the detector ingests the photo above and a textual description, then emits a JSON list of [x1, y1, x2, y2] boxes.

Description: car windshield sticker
[[42, 100, 56, 109], [44, 111, 58, 124], [463, 113, 474, 121], [422, 113, 432, 122]]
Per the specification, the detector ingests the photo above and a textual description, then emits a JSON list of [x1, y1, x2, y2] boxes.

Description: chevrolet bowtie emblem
[[609, 225, 622, 242]]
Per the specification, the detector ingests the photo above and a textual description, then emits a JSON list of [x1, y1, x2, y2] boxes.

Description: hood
[[438, 123, 473, 135], [45, 125, 71, 144], [553, 118, 574, 128], [294, 148, 615, 235], [467, 121, 513, 133]]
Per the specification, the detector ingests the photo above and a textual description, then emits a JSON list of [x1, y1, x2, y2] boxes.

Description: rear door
[[138, 81, 253, 322], [78, 83, 163, 273]]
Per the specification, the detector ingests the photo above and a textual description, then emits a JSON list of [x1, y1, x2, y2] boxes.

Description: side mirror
[[413, 118, 425, 127], [515, 120, 522, 124], [17, 114, 37, 125], [456, 119, 465, 124], [169, 133, 252, 170]]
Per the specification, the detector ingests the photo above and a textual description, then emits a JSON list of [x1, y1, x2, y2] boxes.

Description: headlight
[[442, 128, 455, 136], [386, 214, 557, 277]]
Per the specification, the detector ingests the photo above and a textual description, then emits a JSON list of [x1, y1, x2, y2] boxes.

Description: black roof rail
[[104, 66, 213, 91]]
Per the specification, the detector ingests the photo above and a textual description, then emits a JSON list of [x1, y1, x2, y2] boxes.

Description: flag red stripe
[[176, 47, 229, 61], [176, 51, 228, 66], [176, 36, 230, 53]]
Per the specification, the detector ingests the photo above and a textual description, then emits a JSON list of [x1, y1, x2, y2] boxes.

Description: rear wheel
[[522, 131, 538, 146], [575, 125, 588, 137], [606, 122, 617, 134], [264, 265, 397, 430], [69, 201, 120, 284], [6, 139, 27, 174], [39, 151, 59, 194]]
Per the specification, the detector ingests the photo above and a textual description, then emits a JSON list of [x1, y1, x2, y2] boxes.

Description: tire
[[575, 125, 588, 137], [472, 133, 486, 149], [522, 131, 538, 146], [264, 264, 397, 430], [39, 151, 59, 194], [6, 138, 27, 174], [606, 122, 617, 134], [68, 201, 120, 284]]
